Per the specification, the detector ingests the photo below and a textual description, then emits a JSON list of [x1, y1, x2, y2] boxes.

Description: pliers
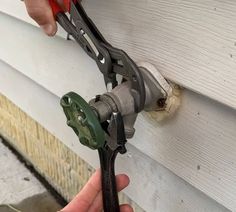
[[98, 112, 127, 212], [48, 0, 145, 113]]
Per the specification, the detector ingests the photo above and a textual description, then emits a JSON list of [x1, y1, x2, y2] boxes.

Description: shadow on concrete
[[0, 192, 62, 212]]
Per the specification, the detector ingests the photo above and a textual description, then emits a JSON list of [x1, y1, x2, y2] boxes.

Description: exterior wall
[[0, 1, 236, 211], [0, 61, 229, 212]]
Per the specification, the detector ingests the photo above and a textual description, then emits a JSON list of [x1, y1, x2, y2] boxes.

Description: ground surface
[[0, 139, 62, 212]]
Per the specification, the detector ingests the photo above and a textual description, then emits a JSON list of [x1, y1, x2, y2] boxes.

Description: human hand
[[60, 169, 133, 212], [24, 0, 65, 36]]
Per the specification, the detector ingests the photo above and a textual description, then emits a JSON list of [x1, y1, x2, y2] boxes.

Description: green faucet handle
[[60, 92, 105, 150]]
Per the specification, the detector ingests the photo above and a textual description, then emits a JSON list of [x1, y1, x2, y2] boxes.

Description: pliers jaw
[[105, 112, 127, 154]]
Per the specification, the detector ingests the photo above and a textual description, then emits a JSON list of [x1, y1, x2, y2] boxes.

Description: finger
[[24, 0, 57, 36], [120, 204, 134, 212], [61, 169, 102, 212], [88, 174, 130, 212]]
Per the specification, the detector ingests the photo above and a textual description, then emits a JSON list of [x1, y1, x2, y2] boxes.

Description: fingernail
[[40, 24, 55, 36]]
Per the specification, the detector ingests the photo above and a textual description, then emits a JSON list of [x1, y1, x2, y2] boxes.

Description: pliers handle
[[49, 0, 76, 15]]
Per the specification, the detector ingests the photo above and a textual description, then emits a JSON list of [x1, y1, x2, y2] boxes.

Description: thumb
[[24, 0, 57, 36]]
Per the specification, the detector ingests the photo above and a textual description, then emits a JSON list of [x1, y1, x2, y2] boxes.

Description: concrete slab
[[0, 139, 62, 212]]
